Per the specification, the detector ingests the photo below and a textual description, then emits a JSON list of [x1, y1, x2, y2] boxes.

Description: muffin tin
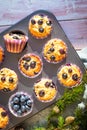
[[0, 10, 86, 130]]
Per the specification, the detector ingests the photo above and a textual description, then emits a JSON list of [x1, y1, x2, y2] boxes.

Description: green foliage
[[56, 80, 85, 112], [33, 127, 46, 130], [58, 116, 65, 129]]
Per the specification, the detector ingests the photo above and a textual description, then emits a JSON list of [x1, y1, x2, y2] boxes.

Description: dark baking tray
[[0, 10, 86, 130]]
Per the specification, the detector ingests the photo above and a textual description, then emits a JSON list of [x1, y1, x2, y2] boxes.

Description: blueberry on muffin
[[29, 14, 52, 39]]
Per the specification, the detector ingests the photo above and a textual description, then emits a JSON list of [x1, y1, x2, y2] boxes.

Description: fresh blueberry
[[13, 105, 19, 111], [21, 105, 26, 113], [17, 110, 22, 116], [25, 105, 31, 111], [10, 101, 14, 108], [20, 95, 26, 102], [13, 97, 19, 104], [27, 100, 32, 106]]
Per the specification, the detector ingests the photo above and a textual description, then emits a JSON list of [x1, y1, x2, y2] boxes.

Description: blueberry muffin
[[0, 46, 4, 64], [34, 78, 57, 102], [3, 30, 28, 53], [8, 92, 33, 117], [0, 68, 18, 92], [29, 14, 52, 39], [18, 53, 43, 78], [0, 106, 9, 129], [57, 63, 82, 88], [43, 38, 67, 63]]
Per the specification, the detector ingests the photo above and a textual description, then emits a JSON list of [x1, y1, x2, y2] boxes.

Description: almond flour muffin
[[43, 38, 67, 63], [29, 14, 52, 39], [57, 63, 82, 88], [18, 53, 43, 78], [0, 106, 9, 129], [3, 30, 28, 53], [0, 68, 18, 92], [34, 78, 57, 102], [0, 46, 4, 64], [8, 92, 33, 117]]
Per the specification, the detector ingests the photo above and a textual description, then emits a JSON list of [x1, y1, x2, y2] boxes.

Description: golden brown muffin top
[[0, 68, 18, 92], [29, 14, 52, 38], [19, 53, 43, 78], [0, 107, 9, 129], [4, 30, 28, 42], [43, 38, 67, 63], [34, 78, 57, 102], [57, 64, 82, 87]]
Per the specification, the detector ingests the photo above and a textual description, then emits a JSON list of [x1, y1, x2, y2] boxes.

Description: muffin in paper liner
[[28, 14, 52, 39], [33, 78, 57, 103], [8, 91, 33, 117], [0, 105, 9, 129], [42, 38, 67, 64], [0, 68, 18, 92], [3, 30, 28, 53], [57, 63, 82, 88], [18, 53, 43, 78], [0, 46, 4, 65]]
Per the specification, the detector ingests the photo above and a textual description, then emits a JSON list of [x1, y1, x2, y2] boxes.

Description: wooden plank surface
[[0, 0, 87, 26], [0, 0, 87, 50]]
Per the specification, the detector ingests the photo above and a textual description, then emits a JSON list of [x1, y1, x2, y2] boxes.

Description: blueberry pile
[[9, 92, 33, 117]]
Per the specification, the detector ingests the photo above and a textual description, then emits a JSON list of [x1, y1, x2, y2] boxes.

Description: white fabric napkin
[[77, 47, 87, 68]]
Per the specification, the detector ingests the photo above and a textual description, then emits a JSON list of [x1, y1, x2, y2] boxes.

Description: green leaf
[[58, 116, 65, 128]]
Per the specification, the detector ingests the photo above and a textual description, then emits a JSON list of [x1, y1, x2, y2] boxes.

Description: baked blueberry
[[50, 55, 55, 61], [72, 74, 78, 81], [31, 19, 36, 25], [38, 19, 43, 25], [59, 49, 65, 54], [39, 90, 45, 97], [39, 27, 44, 33], [30, 61, 36, 69], [62, 73, 67, 79], [1, 77, 6, 82], [9, 77, 14, 83]]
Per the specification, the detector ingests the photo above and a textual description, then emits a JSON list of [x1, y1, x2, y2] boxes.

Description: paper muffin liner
[[33, 78, 58, 103], [3, 30, 28, 53], [0, 46, 5, 65], [18, 53, 43, 78], [57, 63, 83, 88], [0, 105, 9, 129], [8, 91, 33, 117], [42, 38, 68, 64], [28, 14, 53, 39], [0, 68, 18, 93]]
